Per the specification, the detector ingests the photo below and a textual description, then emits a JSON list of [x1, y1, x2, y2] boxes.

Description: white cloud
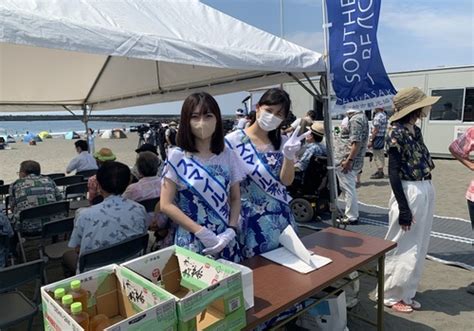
[[380, 3, 473, 49], [285, 31, 326, 52]]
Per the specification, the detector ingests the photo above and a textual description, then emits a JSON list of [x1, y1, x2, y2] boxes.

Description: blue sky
[[4, 0, 473, 116]]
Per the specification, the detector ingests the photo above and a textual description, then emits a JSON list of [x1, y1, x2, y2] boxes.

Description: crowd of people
[[0, 86, 472, 324]]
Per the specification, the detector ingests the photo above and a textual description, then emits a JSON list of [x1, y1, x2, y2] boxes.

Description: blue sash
[[226, 130, 291, 205], [167, 149, 229, 224]]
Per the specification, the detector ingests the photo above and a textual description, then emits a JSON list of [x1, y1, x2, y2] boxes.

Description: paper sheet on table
[[260, 225, 332, 274]]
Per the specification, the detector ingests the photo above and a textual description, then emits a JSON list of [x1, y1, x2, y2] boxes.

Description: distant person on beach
[[64, 161, 147, 274], [449, 126, 474, 295], [87, 128, 95, 154], [9, 160, 63, 234], [87, 148, 116, 205], [66, 140, 98, 174], [382, 87, 439, 313]]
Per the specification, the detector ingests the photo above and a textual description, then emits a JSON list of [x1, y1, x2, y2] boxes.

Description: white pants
[[383, 180, 435, 306], [336, 168, 359, 220]]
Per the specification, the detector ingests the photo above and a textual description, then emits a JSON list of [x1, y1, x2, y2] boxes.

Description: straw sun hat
[[94, 148, 116, 161], [389, 87, 440, 123], [308, 121, 325, 137]]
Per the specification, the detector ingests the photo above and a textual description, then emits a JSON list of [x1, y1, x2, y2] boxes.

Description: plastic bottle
[[61, 294, 74, 314], [53, 288, 66, 305], [93, 319, 113, 331], [70, 280, 88, 311], [71, 302, 90, 331], [89, 314, 110, 331]]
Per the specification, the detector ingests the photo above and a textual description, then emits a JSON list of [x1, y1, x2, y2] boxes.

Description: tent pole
[[82, 105, 91, 153], [321, 0, 338, 227]]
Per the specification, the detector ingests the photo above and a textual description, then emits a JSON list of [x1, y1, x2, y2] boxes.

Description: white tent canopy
[[0, 0, 325, 112]]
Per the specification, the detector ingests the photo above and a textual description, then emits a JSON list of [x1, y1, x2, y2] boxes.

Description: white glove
[[195, 227, 219, 248], [202, 228, 236, 255], [282, 126, 310, 161]]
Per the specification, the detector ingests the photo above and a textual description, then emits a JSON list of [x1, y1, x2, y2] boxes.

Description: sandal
[[406, 299, 421, 310], [391, 301, 413, 313]]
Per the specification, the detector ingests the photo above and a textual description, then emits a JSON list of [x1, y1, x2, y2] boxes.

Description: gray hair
[[136, 151, 160, 177]]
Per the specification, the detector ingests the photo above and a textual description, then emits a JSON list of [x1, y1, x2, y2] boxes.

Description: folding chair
[[0, 184, 9, 215], [44, 173, 65, 180], [53, 175, 84, 187], [0, 259, 45, 331], [138, 197, 160, 213], [65, 182, 88, 200], [39, 217, 74, 283], [76, 169, 97, 180], [17, 201, 70, 262], [78, 233, 149, 273]]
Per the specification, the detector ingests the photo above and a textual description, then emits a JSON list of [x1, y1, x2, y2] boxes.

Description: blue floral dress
[[163, 147, 245, 262], [226, 130, 297, 259]]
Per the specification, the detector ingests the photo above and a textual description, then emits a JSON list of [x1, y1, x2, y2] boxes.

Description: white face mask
[[257, 111, 283, 132]]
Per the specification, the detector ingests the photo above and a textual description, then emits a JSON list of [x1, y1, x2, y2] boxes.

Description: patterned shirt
[[449, 127, 474, 201], [0, 212, 13, 268], [9, 174, 63, 232], [372, 111, 388, 137], [296, 142, 327, 171], [68, 195, 148, 255], [334, 112, 369, 172], [386, 122, 435, 181]]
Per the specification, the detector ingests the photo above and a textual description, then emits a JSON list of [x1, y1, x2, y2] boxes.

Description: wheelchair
[[287, 156, 340, 223]]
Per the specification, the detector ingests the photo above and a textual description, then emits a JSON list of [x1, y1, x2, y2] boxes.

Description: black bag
[[372, 136, 385, 150]]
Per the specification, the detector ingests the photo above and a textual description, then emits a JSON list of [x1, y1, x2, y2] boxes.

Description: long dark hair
[[251, 88, 291, 150], [176, 92, 225, 154]]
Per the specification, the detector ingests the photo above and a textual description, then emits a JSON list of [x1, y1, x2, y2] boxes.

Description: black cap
[[135, 143, 158, 155]]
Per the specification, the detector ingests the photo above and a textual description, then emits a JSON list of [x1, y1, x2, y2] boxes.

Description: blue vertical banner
[[326, 0, 396, 112]]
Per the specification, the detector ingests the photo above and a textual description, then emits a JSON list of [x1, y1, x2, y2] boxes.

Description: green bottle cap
[[54, 288, 65, 299], [70, 302, 83, 314], [70, 279, 81, 290], [62, 294, 73, 305]]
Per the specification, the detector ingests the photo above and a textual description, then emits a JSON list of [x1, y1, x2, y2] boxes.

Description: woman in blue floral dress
[[226, 88, 307, 259], [160, 92, 245, 262]]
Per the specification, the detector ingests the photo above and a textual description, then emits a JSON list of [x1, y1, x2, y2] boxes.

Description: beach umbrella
[[38, 131, 52, 139]]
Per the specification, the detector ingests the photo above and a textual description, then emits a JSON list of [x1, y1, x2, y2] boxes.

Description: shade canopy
[[0, 0, 325, 112]]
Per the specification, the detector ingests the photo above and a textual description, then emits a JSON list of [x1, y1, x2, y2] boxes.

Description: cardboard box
[[217, 259, 254, 310], [122, 246, 246, 331], [41, 264, 177, 331]]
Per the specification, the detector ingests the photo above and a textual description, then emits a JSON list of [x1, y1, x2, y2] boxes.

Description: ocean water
[[0, 120, 141, 135]]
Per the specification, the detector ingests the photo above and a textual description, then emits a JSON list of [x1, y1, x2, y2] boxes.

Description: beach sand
[[1, 134, 140, 184]]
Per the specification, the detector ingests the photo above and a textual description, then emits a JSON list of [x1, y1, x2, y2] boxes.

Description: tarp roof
[[0, 0, 325, 112]]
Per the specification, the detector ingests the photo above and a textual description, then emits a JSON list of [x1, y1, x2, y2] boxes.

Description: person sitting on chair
[[63, 161, 148, 274], [9, 160, 63, 234], [66, 140, 98, 174], [123, 151, 174, 250], [295, 122, 326, 172], [87, 148, 116, 205]]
